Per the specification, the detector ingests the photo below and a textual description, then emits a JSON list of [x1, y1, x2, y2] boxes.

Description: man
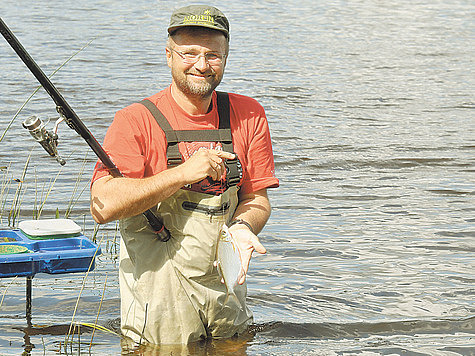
[[90, 5, 279, 345]]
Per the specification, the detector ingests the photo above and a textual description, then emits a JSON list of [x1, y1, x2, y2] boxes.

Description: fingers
[[237, 235, 266, 285], [208, 150, 234, 167], [208, 158, 223, 181], [238, 253, 250, 285], [206, 149, 234, 181], [213, 149, 235, 160], [238, 271, 246, 284], [236, 238, 265, 285], [182, 149, 234, 183], [238, 270, 246, 285], [202, 148, 235, 161], [236, 242, 253, 285]]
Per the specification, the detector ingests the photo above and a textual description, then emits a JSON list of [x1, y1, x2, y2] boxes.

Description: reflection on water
[[1, 0, 474, 354], [7, 317, 475, 355], [121, 332, 254, 356]]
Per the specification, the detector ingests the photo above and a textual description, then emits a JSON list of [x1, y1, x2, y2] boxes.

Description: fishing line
[[0, 37, 96, 143]]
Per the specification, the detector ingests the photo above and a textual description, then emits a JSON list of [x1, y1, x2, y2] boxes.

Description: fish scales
[[216, 224, 243, 294]]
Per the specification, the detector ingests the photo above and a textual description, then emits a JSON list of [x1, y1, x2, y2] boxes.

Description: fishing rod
[[0, 17, 171, 241]]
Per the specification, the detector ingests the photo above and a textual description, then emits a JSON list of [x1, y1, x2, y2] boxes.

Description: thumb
[[252, 237, 267, 254]]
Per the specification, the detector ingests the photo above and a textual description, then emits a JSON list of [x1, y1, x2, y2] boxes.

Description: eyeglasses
[[171, 48, 226, 65]]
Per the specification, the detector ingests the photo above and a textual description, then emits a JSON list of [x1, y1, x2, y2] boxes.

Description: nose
[[193, 54, 210, 72]]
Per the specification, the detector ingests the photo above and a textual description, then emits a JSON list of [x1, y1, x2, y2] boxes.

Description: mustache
[[185, 68, 216, 76]]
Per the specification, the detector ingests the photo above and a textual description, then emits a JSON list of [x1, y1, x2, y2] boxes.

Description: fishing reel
[[22, 115, 66, 165]]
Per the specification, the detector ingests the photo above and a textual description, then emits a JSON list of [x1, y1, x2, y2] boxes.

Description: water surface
[[0, 0, 474, 355]]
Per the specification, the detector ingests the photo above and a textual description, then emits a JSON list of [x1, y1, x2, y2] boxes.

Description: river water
[[0, 0, 474, 355]]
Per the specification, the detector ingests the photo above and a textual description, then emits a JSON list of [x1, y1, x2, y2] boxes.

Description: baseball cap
[[168, 5, 229, 39]]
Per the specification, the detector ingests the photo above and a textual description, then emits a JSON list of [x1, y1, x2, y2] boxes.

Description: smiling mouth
[[186, 70, 214, 78], [189, 74, 214, 82]]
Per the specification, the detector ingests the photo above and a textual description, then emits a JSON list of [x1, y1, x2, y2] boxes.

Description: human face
[[167, 29, 228, 99]]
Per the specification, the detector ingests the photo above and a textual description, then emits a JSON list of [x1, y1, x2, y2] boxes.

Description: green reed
[[65, 152, 89, 219], [8, 152, 31, 227], [0, 165, 12, 224], [0, 36, 121, 355]]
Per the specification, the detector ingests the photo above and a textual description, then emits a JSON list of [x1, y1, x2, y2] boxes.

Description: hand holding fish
[[228, 223, 266, 285], [216, 190, 271, 291]]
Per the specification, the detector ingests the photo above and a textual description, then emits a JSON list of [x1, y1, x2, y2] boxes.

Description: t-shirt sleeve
[[236, 99, 279, 195], [91, 105, 164, 183]]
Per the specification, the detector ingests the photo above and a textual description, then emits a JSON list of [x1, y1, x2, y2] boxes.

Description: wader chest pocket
[[182, 201, 230, 216]]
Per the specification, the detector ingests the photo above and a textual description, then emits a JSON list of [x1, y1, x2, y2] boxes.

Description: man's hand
[[91, 148, 236, 224], [229, 223, 267, 284], [179, 148, 235, 183]]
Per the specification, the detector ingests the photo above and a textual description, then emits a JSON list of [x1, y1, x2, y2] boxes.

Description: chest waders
[[118, 92, 252, 345]]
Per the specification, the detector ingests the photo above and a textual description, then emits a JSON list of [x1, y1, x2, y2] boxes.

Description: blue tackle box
[[0, 219, 101, 278]]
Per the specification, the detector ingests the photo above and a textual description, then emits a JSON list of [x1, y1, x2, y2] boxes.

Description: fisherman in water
[[90, 5, 279, 345]]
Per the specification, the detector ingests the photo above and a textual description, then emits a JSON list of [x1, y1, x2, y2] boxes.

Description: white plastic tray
[[19, 219, 82, 237]]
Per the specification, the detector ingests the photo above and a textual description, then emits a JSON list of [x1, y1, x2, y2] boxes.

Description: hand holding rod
[[0, 17, 170, 241]]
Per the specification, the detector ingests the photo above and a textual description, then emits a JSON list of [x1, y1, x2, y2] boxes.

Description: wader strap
[[139, 92, 241, 186], [139, 99, 182, 166], [216, 92, 241, 186], [216, 91, 233, 153], [217, 91, 230, 130]]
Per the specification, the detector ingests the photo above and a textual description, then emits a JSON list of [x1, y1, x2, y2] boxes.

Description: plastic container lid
[[19, 219, 82, 238]]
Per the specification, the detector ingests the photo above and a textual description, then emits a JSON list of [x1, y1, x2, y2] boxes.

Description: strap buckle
[[167, 157, 183, 167], [225, 154, 242, 188]]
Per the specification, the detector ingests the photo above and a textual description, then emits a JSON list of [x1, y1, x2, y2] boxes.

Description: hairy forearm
[[91, 149, 236, 224], [231, 189, 271, 234], [90, 166, 186, 224]]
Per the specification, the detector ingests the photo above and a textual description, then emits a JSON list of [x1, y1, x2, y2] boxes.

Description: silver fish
[[216, 224, 243, 294]]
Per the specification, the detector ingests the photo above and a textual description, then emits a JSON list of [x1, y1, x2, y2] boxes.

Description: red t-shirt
[[92, 86, 279, 195]]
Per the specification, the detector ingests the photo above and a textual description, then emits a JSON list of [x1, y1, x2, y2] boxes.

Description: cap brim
[[167, 24, 229, 38]]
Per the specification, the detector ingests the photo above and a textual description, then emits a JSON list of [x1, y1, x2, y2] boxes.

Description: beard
[[171, 66, 223, 99]]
